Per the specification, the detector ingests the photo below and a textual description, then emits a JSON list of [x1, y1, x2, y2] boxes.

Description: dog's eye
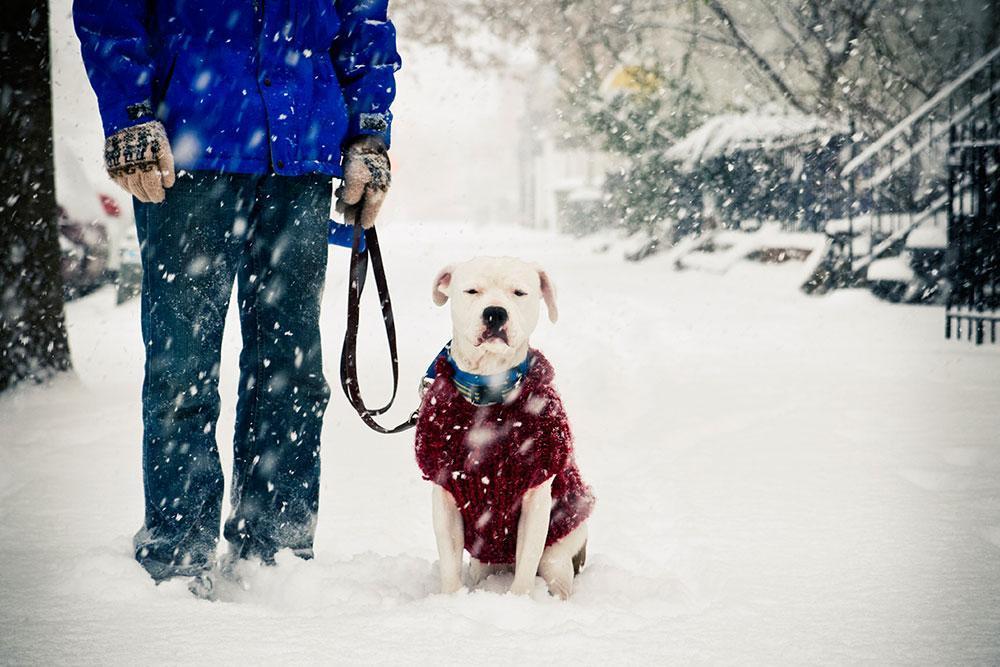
[[513, 289, 528, 297], [464, 288, 479, 295]]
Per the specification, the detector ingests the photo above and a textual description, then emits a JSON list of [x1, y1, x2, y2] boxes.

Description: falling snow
[[0, 0, 996, 663]]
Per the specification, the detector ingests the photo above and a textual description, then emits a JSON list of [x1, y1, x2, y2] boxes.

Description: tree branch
[[701, 0, 809, 113]]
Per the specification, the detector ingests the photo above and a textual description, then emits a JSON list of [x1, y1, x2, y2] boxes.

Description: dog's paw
[[545, 578, 572, 600], [508, 580, 534, 597]]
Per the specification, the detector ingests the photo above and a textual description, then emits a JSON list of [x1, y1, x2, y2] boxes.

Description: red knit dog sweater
[[415, 350, 595, 564]]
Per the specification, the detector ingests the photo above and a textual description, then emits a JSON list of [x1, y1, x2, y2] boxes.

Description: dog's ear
[[538, 268, 558, 323], [432, 265, 454, 306]]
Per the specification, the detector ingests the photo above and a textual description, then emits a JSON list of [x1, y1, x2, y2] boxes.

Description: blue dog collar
[[425, 342, 532, 406]]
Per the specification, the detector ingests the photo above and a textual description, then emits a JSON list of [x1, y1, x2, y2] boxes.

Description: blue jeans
[[132, 171, 331, 580]]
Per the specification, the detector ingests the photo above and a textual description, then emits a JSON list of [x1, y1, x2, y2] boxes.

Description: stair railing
[[834, 45, 1000, 284]]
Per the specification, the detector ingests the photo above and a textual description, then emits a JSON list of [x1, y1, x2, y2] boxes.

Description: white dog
[[414, 257, 594, 599]]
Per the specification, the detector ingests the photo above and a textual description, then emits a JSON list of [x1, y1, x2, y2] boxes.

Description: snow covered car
[[55, 143, 135, 300], [58, 205, 109, 298]]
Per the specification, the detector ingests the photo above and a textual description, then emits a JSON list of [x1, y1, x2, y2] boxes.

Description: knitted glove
[[104, 121, 176, 204], [335, 136, 391, 229]]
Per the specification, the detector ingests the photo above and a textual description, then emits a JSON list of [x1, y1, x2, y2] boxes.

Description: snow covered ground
[[2, 223, 999, 664]]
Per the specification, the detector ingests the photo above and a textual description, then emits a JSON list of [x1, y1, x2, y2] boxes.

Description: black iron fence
[[945, 119, 1000, 344]]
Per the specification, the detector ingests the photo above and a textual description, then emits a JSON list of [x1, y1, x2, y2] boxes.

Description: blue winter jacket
[[74, 0, 400, 177]]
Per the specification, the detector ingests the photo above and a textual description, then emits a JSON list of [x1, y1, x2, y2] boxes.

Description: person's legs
[[224, 173, 331, 562], [132, 171, 256, 581]]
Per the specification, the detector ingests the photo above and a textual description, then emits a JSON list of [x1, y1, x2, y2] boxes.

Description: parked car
[[55, 143, 135, 301], [58, 205, 109, 299]]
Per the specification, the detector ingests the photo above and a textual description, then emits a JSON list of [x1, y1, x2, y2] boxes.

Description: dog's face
[[432, 257, 557, 357]]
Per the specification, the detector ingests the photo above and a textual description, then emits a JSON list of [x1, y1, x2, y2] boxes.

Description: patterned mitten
[[335, 135, 391, 229], [104, 121, 176, 204]]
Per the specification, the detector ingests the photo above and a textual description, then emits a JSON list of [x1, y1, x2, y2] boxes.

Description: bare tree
[[696, 0, 993, 129], [0, 1, 72, 392], [397, 0, 992, 133]]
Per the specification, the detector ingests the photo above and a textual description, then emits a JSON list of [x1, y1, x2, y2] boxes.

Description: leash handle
[[339, 200, 418, 434]]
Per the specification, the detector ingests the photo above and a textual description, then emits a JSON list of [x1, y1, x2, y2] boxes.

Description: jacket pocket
[[154, 52, 179, 109]]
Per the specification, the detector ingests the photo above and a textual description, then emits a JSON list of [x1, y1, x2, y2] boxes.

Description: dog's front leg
[[432, 485, 465, 594], [510, 477, 554, 596]]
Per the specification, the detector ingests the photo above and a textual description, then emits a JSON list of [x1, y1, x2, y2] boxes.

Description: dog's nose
[[482, 306, 508, 331]]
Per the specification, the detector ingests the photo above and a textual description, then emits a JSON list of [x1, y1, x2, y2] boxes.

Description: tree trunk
[[0, 0, 72, 393]]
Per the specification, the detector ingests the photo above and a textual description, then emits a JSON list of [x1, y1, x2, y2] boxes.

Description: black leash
[[339, 202, 419, 434]]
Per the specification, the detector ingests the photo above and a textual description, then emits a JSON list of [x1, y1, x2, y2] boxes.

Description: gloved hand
[[335, 135, 391, 229], [104, 120, 175, 204]]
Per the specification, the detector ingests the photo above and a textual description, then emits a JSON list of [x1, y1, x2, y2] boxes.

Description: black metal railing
[[945, 114, 1000, 345]]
